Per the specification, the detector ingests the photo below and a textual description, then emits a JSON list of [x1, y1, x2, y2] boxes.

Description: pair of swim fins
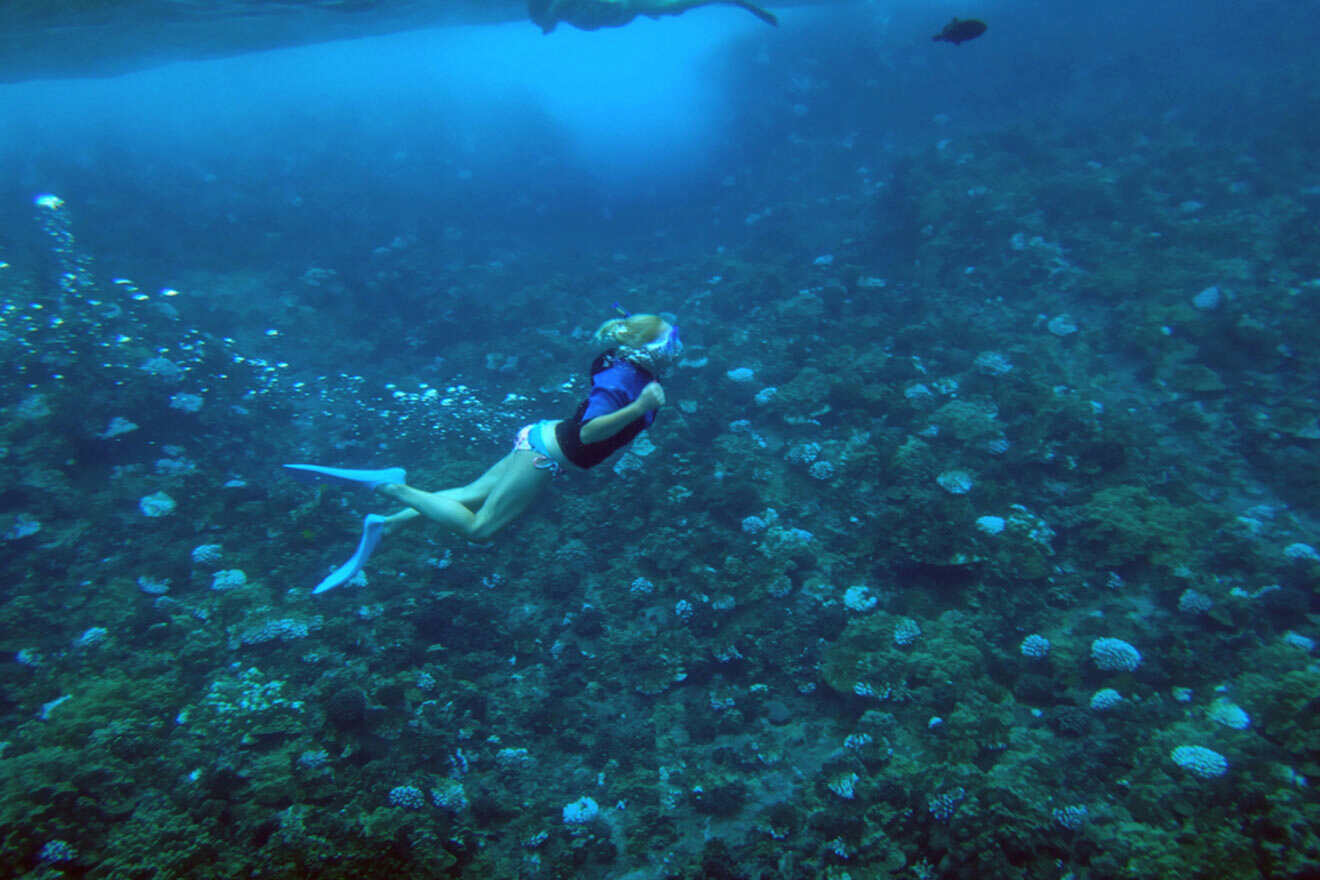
[[283, 464, 404, 593]]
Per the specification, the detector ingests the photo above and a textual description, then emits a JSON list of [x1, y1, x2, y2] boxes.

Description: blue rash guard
[[554, 350, 656, 469]]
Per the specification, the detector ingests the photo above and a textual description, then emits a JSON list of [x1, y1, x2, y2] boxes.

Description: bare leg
[[643, 0, 776, 25], [379, 456, 511, 530], [377, 452, 552, 541], [467, 455, 555, 540], [727, 0, 776, 25], [380, 485, 480, 535]]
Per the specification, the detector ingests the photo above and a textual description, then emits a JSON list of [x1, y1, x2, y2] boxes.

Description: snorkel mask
[[613, 303, 682, 372], [645, 323, 682, 363]]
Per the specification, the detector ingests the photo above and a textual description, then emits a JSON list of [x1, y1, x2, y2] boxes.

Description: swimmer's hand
[[638, 381, 666, 411]]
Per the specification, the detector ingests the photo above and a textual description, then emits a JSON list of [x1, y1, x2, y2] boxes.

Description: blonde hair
[[593, 313, 667, 349]]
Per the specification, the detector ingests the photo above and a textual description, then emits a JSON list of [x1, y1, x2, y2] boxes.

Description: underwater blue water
[[0, 0, 1317, 876]]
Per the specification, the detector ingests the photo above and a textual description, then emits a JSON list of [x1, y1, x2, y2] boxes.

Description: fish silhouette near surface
[[932, 17, 986, 45]]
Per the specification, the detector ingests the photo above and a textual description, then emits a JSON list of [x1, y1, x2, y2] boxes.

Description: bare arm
[[579, 381, 665, 444]]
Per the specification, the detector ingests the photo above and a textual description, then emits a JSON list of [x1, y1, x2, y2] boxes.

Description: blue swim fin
[[313, 514, 386, 594], [284, 463, 406, 489]]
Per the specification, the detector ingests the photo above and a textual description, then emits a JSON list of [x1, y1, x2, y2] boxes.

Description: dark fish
[[932, 17, 986, 45]]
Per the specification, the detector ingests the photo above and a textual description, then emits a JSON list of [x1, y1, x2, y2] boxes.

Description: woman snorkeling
[[285, 310, 681, 593]]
